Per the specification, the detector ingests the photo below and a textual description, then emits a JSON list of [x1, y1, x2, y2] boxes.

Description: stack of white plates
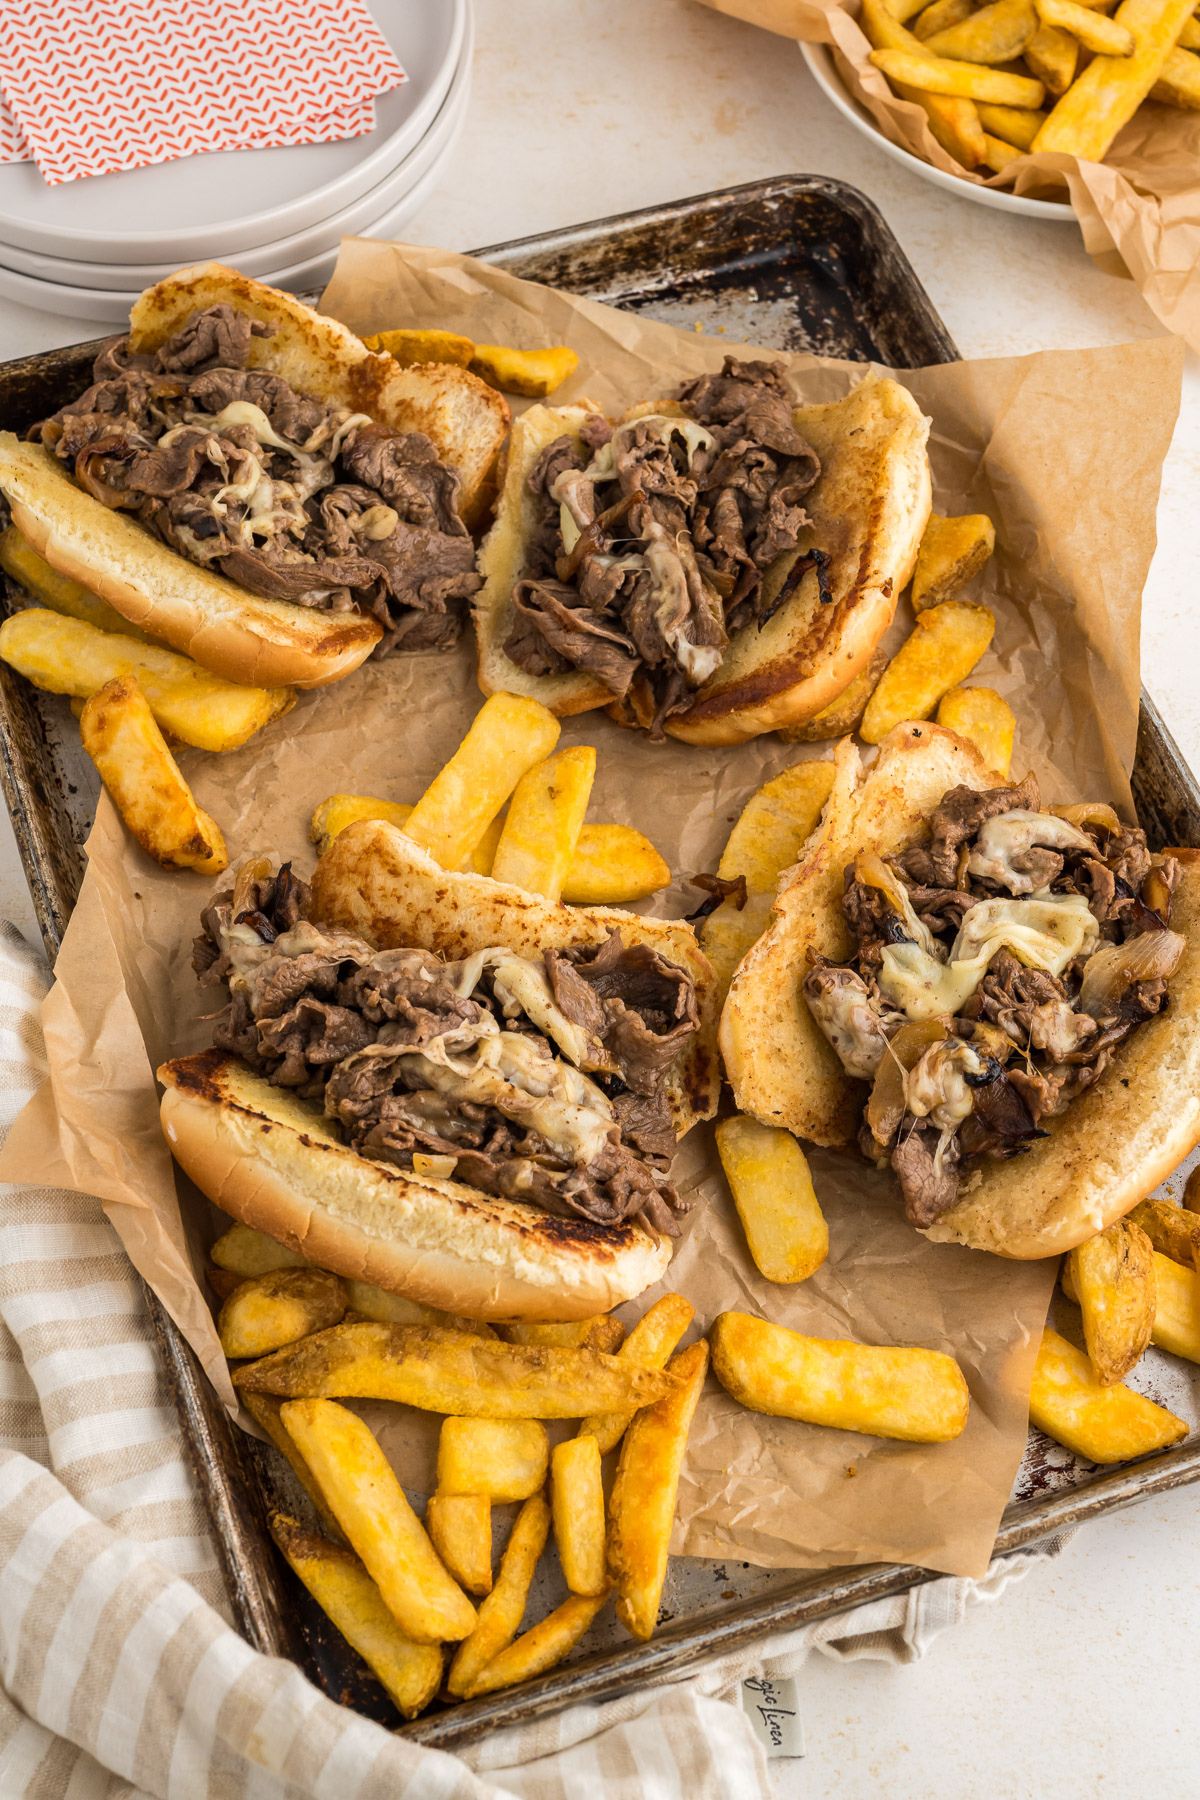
[[0, 0, 470, 323]]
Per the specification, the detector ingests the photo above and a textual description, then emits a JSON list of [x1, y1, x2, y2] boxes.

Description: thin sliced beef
[[507, 578, 640, 692], [891, 1128, 961, 1227], [545, 931, 700, 1094]]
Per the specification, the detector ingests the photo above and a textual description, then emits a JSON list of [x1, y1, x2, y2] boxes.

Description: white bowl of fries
[[801, 41, 1076, 219]]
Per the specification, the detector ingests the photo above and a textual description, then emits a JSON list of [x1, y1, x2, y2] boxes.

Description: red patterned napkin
[[0, 0, 407, 185]]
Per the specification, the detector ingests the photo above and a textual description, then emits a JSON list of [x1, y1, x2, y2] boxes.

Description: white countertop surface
[[0, 2, 1196, 1793]]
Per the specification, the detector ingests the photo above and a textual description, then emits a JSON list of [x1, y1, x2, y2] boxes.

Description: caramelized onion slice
[[1078, 929, 1186, 1017], [1052, 802, 1122, 836], [866, 1018, 948, 1147]]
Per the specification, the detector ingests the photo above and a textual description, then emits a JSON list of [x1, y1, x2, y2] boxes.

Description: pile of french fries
[[861, 0, 1200, 175]]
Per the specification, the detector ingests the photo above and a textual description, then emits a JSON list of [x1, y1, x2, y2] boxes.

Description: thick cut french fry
[[551, 1435, 607, 1597], [470, 344, 580, 398], [489, 745, 596, 900], [403, 694, 561, 870], [560, 823, 670, 903], [860, 602, 995, 744], [502, 1317, 625, 1353], [0, 528, 152, 640], [270, 1512, 443, 1717], [235, 1322, 677, 1417], [425, 1493, 493, 1597], [700, 759, 835, 1006], [280, 1399, 476, 1642], [343, 1280, 497, 1336], [871, 46, 1046, 101], [309, 794, 500, 875], [243, 1392, 345, 1542], [1034, 0, 1195, 154], [1025, 20, 1080, 89], [608, 1340, 708, 1642], [936, 686, 1016, 776], [861, 0, 988, 164], [362, 327, 474, 366], [1179, 14, 1200, 45], [914, 0, 972, 39], [1127, 1200, 1200, 1270], [0, 609, 293, 752], [925, 0, 1038, 62], [218, 1268, 347, 1360], [976, 100, 1046, 144], [716, 1115, 829, 1284], [211, 1222, 307, 1277], [1036, 0, 1135, 50], [1151, 43, 1200, 104], [580, 1294, 695, 1455], [778, 652, 888, 744], [437, 1417, 550, 1502], [911, 512, 996, 612], [79, 676, 227, 872], [1029, 1326, 1188, 1460], [207, 1264, 245, 1301], [1064, 1222, 1155, 1384], [1149, 1250, 1200, 1361], [448, 1495, 550, 1697], [711, 1311, 969, 1443], [888, 0, 933, 19], [460, 1593, 607, 1698]]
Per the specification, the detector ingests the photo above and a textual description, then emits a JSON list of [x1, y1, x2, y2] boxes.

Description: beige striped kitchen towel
[[0, 921, 1068, 1799]]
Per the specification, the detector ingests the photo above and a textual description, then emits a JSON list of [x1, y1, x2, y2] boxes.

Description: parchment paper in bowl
[[0, 236, 1183, 1578]]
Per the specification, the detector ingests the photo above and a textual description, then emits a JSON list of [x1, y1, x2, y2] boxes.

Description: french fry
[[207, 1264, 245, 1301], [437, 1417, 550, 1502], [269, 1512, 444, 1717], [489, 745, 596, 901], [470, 344, 580, 398], [778, 652, 888, 744], [925, 0, 1039, 62], [608, 1340, 708, 1642], [859, 601, 995, 744], [580, 1294, 696, 1455], [889, 0, 935, 19], [0, 609, 293, 752], [402, 694, 561, 871], [243, 1392, 345, 1542], [870, 46, 1046, 102], [235, 1322, 677, 1417], [716, 1115, 829, 1285], [79, 676, 228, 872], [551, 1435, 608, 1597], [448, 1495, 551, 1697], [502, 1317, 626, 1353], [560, 822, 670, 903], [1151, 44, 1200, 104], [0, 527, 152, 640], [1149, 1250, 1200, 1361], [362, 327, 474, 366], [1029, 1326, 1188, 1461], [1180, 15, 1200, 45], [280, 1398, 476, 1642], [308, 793, 501, 875], [711, 1311, 970, 1443], [211, 1222, 307, 1277], [1127, 1200, 1200, 1270], [936, 686, 1016, 776], [910, 512, 996, 612], [425, 1493, 493, 1597], [459, 1593, 607, 1697], [976, 100, 1047, 145], [914, 0, 973, 39], [1034, 0, 1196, 155], [1025, 20, 1080, 90], [218, 1268, 347, 1360], [343, 1280, 497, 1337], [700, 759, 836, 1005], [1036, 0, 1135, 51], [861, 0, 988, 163], [1064, 1222, 1156, 1384]]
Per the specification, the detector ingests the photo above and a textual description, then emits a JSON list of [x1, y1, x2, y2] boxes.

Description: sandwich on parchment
[[158, 823, 719, 1319], [474, 359, 931, 743], [721, 722, 1200, 1259], [0, 265, 509, 690]]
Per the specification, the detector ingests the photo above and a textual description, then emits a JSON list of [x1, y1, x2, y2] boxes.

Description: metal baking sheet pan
[[0, 175, 1197, 1749]]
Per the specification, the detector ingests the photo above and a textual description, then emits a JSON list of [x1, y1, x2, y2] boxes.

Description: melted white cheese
[[879, 893, 1099, 1021], [448, 947, 598, 1070]]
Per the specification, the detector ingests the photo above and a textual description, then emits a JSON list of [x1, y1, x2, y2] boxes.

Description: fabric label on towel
[[740, 1675, 805, 1759]]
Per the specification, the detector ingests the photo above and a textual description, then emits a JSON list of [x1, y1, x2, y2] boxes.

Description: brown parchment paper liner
[[702, 0, 1200, 353], [0, 239, 1183, 1582]]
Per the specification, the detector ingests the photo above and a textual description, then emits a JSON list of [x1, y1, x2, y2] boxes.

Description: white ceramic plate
[[0, 71, 467, 325], [0, 23, 471, 291], [800, 42, 1076, 221], [0, 0, 467, 262]]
